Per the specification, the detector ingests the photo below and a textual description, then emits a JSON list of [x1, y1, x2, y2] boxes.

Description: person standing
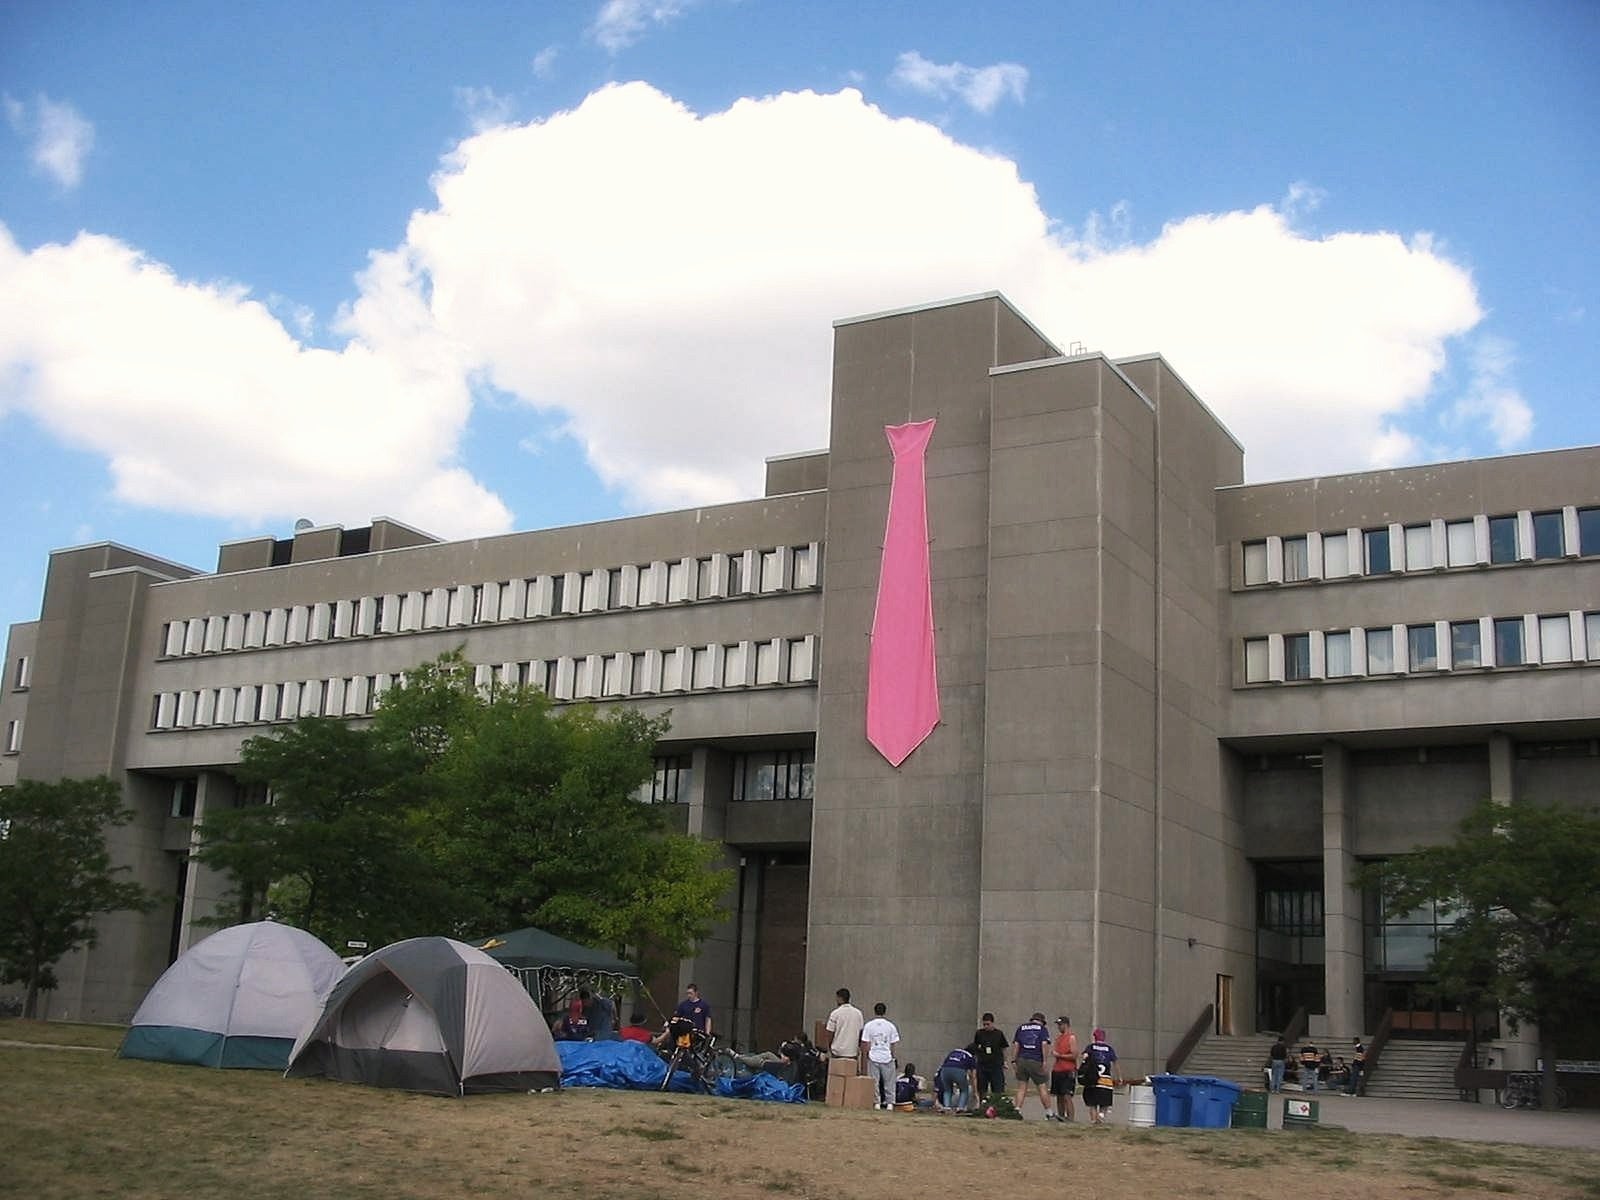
[[1080, 1028, 1119, 1126], [674, 983, 712, 1036], [1346, 1039, 1367, 1095], [825, 987, 865, 1072], [969, 1012, 1009, 1100], [1011, 1011, 1053, 1118], [936, 1045, 978, 1113], [860, 1002, 901, 1110], [1050, 1015, 1079, 1122], [1268, 1035, 1288, 1093]]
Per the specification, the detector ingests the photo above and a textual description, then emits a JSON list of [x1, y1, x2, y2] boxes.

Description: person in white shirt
[[825, 987, 865, 1071], [859, 1002, 901, 1110]]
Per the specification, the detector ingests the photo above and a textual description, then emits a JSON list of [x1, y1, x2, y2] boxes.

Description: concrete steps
[[1180, 1033, 1281, 1088], [1364, 1039, 1462, 1101]]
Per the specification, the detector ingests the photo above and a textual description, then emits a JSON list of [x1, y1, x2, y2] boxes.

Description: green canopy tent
[[472, 927, 648, 1026]]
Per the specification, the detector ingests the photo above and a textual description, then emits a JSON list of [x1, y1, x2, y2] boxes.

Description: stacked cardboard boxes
[[825, 1056, 875, 1108]]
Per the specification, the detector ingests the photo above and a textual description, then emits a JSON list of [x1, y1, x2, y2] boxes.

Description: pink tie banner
[[866, 419, 941, 767]]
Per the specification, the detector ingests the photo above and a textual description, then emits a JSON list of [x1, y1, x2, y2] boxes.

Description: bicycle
[[1498, 1071, 1569, 1110], [657, 1019, 722, 1093]]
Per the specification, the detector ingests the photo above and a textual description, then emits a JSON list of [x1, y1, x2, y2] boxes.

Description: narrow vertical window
[[1284, 633, 1311, 681], [1586, 612, 1600, 660], [1532, 511, 1564, 559], [1404, 524, 1432, 570], [1539, 615, 1572, 663], [1244, 637, 1270, 683], [1580, 508, 1600, 557], [1243, 541, 1269, 585], [1364, 528, 1391, 574], [1407, 624, 1438, 671], [1493, 618, 1524, 666], [1445, 520, 1475, 567], [1488, 516, 1518, 564], [1366, 628, 1394, 674], [1450, 621, 1482, 669], [1325, 632, 1352, 678], [1283, 537, 1309, 582], [1322, 532, 1349, 577]]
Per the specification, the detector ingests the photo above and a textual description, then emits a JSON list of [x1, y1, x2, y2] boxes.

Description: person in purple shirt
[[937, 1046, 978, 1112], [656, 982, 712, 1048], [1011, 1012, 1053, 1118]]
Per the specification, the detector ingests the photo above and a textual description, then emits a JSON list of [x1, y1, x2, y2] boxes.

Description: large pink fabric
[[866, 419, 941, 767]]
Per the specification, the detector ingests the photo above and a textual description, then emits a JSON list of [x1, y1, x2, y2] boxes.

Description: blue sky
[[2, 0, 1596, 637]]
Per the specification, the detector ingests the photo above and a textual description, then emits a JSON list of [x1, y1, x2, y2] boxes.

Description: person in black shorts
[[969, 1013, 1008, 1099]]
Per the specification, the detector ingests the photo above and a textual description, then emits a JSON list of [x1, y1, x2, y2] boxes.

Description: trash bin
[[1127, 1083, 1156, 1128], [1230, 1089, 1269, 1129], [1188, 1076, 1243, 1128], [1282, 1096, 1320, 1130], [1148, 1074, 1192, 1127]]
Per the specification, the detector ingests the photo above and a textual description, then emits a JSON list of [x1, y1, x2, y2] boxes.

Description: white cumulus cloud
[[0, 81, 1515, 545], [0, 225, 510, 538], [5, 93, 95, 189], [890, 51, 1029, 114], [1442, 335, 1533, 451]]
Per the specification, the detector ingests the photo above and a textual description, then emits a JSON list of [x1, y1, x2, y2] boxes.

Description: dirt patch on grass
[[1, 1028, 1595, 1200]]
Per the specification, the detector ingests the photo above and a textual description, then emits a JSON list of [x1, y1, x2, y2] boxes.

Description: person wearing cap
[[1346, 1038, 1367, 1095], [1079, 1027, 1118, 1125], [1010, 1011, 1053, 1118], [1049, 1015, 1079, 1122]]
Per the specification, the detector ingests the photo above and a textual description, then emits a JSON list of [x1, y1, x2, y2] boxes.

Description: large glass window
[[1364, 527, 1392, 574], [636, 754, 693, 804], [1488, 515, 1518, 564], [1364, 873, 1459, 972], [1283, 537, 1309, 582], [1243, 541, 1269, 585], [1404, 524, 1432, 570], [1450, 621, 1482, 669], [1407, 624, 1438, 671], [1446, 520, 1476, 567], [1580, 508, 1600, 557], [1533, 511, 1565, 559], [1494, 618, 1524, 666], [1284, 633, 1312, 680], [1366, 627, 1395, 674], [732, 748, 816, 801], [1325, 631, 1353, 678]]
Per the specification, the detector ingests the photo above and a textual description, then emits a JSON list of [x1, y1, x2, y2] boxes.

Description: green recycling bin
[[1282, 1096, 1320, 1129], [1231, 1090, 1268, 1129]]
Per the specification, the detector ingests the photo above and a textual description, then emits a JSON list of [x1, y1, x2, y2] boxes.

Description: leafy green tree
[[195, 716, 447, 949], [0, 777, 155, 1017], [1362, 799, 1600, 1110]]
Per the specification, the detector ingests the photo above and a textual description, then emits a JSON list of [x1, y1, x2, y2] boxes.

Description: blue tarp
[[554, 1040, 805, 1103]]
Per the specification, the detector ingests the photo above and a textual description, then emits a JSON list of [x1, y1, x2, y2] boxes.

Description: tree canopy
[[1362, 798, 1600, 1109], [0, 776, 155, 1017], [197, 652, 730, 967]]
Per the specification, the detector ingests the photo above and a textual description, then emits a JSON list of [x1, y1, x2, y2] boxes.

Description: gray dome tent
[[286, 936, 562, 1095], [119, 920, 344, 1069]]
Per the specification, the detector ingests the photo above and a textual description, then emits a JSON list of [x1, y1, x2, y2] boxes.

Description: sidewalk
[[1014, 1088, 1600, 1150]]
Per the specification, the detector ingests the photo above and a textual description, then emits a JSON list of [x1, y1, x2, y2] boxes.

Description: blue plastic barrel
[[1148, 1074, 1192, 1127], [1187, 1076, 1243, 1128]]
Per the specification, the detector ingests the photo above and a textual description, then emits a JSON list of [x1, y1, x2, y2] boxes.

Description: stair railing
[[1356, 1007, 1394, 1096], [1164, 1002, 1215, 1074], [1281, 1005, 1308, 1049]]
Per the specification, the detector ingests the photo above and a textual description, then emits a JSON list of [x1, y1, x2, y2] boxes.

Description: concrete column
[[1321, 742, 1363, 1037], [178, 771, 237, 954], [680, 748, 739, 1039], [1488, 733, 1515, 805]]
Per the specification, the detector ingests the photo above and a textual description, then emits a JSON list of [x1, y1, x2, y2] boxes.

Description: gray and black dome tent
[[285, 936, 561, 1095]]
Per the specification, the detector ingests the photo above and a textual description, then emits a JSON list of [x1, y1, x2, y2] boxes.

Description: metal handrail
[[1357, 1007, 1394, 1096], [1164, 1002, 1215, 1074]]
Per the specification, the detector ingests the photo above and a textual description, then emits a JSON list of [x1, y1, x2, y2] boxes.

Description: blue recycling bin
[[1187, 1075, 1243, 1128], [1148, 1074, 1192, 1127]]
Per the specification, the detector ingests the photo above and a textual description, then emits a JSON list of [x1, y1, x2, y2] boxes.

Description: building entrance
[[1255, 860, 1325, 1032]]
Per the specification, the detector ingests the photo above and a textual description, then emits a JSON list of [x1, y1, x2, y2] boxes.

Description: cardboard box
[[826, 1073, 846, 1107], [828, 1055, 859, 1077], [843, 1075, 877, 1109]]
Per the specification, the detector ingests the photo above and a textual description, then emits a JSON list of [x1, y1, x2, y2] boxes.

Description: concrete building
[[4, 292, 1598, 1078]]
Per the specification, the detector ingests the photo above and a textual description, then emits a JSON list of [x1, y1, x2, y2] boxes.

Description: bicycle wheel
[[660, 1046, 685, 1091]]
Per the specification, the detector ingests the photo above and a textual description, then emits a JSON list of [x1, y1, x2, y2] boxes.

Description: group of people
[[825, 990, 1121, 1124], [551, 981, 714, 1051], [1266, 1035, 1366, 1095]]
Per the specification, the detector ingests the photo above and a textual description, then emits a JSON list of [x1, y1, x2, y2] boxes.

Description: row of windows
[[633, 748, 817, 805], [149, 635, 821, 731], [1241, 506, 1600, 587], [1243, 611, 1600, 683], [157, 543, 822, 659]]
